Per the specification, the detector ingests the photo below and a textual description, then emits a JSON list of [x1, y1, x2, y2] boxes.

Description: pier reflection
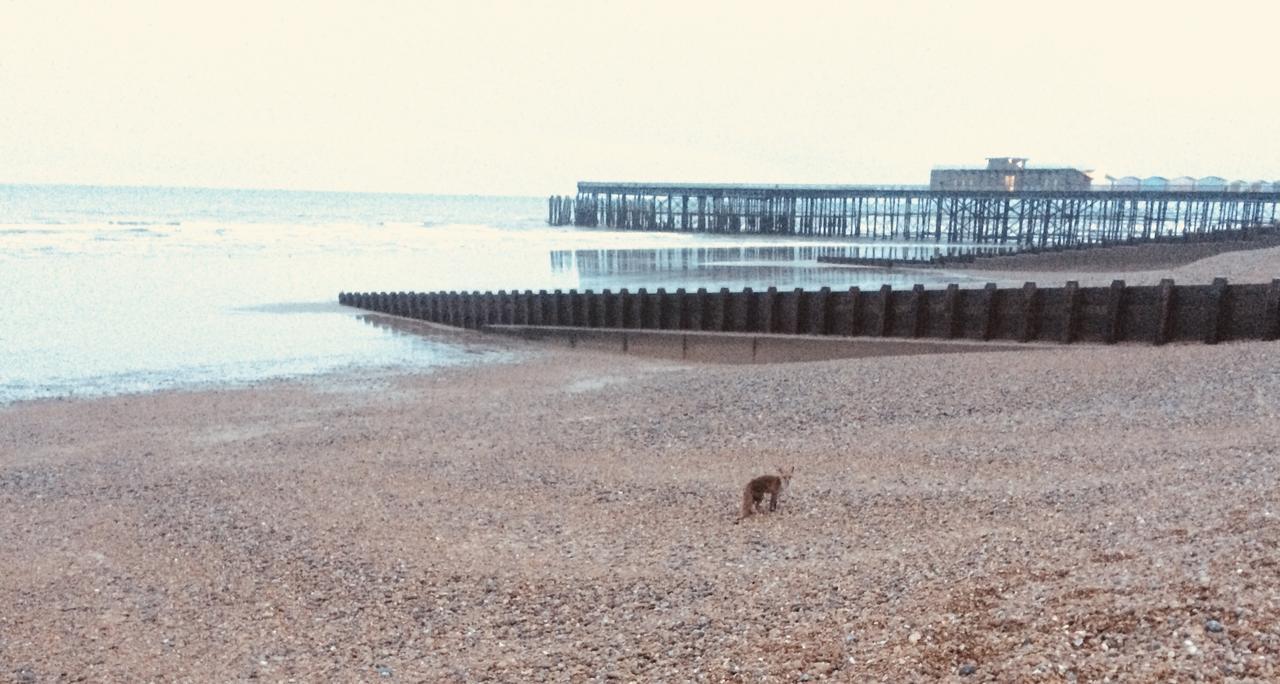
[[549, 244, 1005, 290]]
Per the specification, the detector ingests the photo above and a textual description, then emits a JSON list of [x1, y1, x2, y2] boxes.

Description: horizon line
[[0, 180, 551, 199]]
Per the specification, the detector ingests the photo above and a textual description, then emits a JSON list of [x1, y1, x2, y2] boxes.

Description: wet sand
[[957, 241, 1280, 289], [2, 246, 1279, 681]]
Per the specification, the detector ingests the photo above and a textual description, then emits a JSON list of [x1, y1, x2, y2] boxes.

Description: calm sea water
[[0, 184, 995, 404]]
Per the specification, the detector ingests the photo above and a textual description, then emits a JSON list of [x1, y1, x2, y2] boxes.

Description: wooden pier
[[547, 182, 1280, 248]]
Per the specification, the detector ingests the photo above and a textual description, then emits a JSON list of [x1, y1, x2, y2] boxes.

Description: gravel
[[3, 247, 1279, 680], [3, 337, 1279, 681]]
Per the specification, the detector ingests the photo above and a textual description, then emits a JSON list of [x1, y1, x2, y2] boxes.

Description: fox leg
[[769, 491, 778, 512]]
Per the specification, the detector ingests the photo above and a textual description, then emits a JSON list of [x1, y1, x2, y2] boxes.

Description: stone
[[1205, 619, 1224, 633], [958, 662, 977, 676]]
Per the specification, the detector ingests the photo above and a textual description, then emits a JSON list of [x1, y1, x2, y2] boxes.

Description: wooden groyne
[[548, 182, 1280, 248], [339, 278, 1280, 346]]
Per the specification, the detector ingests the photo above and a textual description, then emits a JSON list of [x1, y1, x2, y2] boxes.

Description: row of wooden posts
[[340, 278, 1280, 346]]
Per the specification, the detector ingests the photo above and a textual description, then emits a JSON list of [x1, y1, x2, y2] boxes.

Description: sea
[[0, 184, 999, 404]]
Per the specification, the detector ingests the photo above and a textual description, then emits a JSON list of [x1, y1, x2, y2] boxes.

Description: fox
[[734, 466, 794, 523]]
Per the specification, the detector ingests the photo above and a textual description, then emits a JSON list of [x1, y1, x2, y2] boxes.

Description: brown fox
[[735, 466, 794, 523]]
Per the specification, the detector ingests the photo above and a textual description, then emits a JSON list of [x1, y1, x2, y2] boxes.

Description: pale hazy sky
[[2, 1, 1277, 195]]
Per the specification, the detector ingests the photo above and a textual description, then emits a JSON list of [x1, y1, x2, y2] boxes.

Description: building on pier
[[929, 157, 1092, 192]]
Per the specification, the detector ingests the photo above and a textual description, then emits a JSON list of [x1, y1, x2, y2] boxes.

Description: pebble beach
[[3, 244, 1279, 682]]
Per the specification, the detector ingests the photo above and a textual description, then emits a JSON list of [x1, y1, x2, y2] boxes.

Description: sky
[[1, 0, 1277, 196]]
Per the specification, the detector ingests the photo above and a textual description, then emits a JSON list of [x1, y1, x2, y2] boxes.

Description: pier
[[548, 182, 1280, 248]]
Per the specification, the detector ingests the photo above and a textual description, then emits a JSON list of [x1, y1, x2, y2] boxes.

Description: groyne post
[[981, 283, 998, 341], [911, 284, 926, 338], [1155, 279, 1175, 345], [877, 284, 892, 337], [943, 284, 960, 338], [762, 287, 778, 334], [781, 288, 801, 334], [1063, 281, 1081, 344], [1104, 280, 1126, 344], [1267, 279, 1280, 341], [710, 288, 728, 332], [690, 288, 706, 330], [810, 287, 831, 335], [1206, 278, 1229, 344], [735, 288, 753, 332], [1021, 282, 1039, 342]]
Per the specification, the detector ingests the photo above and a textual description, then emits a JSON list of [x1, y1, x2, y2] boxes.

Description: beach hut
[[1247, 180, 1272, 192], [1227, 180, 1250, 193], [1141, 176, 1168, 192], [1168, 176, 1196, 192], [1196, 176, 1228, 192]]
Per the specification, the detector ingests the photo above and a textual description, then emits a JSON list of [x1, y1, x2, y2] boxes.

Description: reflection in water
[[356, 313, 514, 352], [351, 313, 527, 364], [549, 244, 1008, 291]]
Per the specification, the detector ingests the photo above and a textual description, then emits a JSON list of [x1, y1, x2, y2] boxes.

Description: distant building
[[930, 157, 1092, 191]]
